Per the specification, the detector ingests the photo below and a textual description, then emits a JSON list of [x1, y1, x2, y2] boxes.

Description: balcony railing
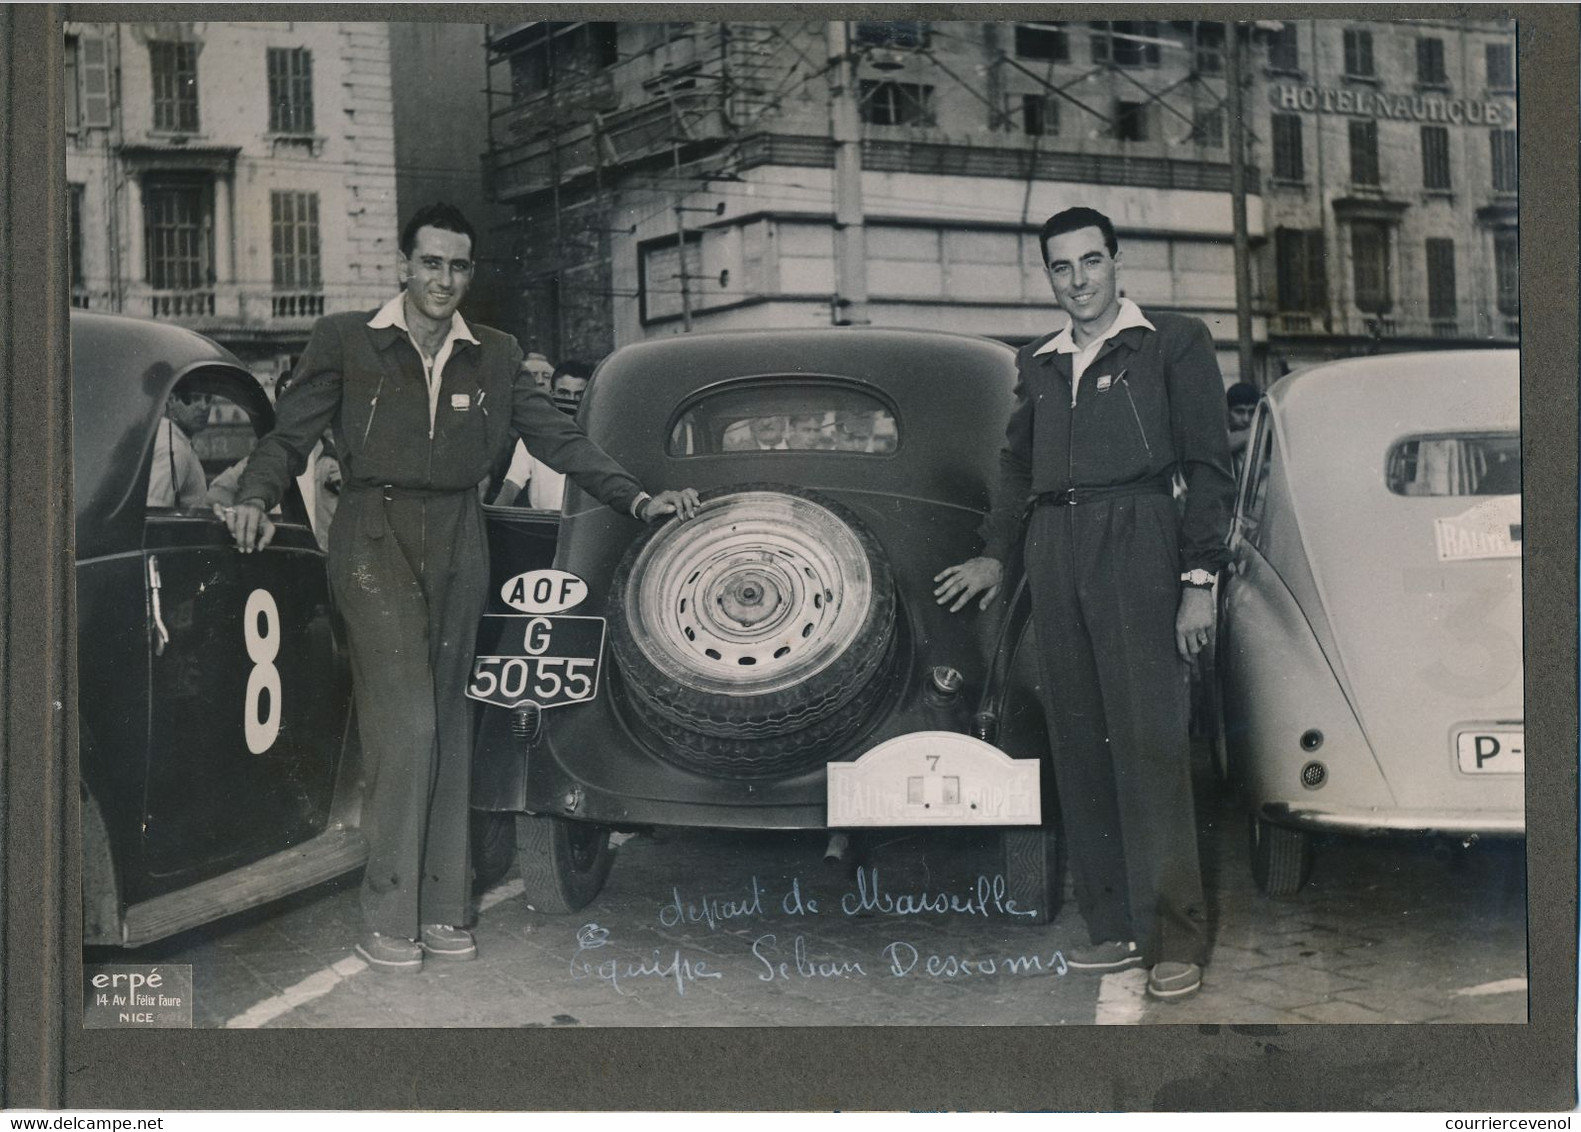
[[271, 292, 325, 319], [1269, 310, 1519, 342], [150, 289, 216, 319]]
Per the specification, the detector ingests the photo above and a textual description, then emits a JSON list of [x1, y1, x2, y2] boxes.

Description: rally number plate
[[466, 614, 605, 710]]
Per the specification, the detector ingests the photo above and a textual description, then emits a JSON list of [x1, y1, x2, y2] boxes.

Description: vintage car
[[471, 328, 1063, 918], [75, 311, 364, 947], [1210, 349, 1523, 896]]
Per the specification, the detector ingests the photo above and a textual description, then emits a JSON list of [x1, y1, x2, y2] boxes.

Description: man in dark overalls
[[935, 206, 1234, 1000], [217, 203, 698, 972]]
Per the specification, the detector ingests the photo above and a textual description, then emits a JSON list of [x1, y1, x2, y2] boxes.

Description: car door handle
[[148, 555, 171, 657]]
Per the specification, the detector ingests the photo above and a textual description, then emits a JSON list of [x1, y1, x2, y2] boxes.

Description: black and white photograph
[[62, 13, 1535, 1041]]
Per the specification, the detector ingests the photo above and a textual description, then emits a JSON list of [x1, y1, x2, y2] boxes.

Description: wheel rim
[[623, 491, 873, 697]]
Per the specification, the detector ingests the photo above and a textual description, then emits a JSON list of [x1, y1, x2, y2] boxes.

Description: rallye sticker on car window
[[1434, 495, 1521, 562], [500, 568, 588, 614], [467, 614, 605, 710]]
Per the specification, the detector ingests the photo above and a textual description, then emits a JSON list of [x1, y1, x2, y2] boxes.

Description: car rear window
[[1386, 433, 1521, 496], [668, 382, 897, 457]]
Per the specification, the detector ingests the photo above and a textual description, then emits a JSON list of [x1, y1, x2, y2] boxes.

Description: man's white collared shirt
[[1033, 297, 1156, 401], [367, 293, 481, 435]]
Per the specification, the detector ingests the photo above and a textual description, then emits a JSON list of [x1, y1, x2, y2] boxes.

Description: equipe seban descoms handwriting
[[567, 868, 1071, 996]]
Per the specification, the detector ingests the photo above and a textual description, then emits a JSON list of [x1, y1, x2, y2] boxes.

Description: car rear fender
[[79, 723, 126, 945], [1223, 549, 1396, 815]]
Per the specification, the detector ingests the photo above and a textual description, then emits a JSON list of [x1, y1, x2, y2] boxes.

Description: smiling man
[[216, 203, 698, 973], [934, 206, 1235, 1001]]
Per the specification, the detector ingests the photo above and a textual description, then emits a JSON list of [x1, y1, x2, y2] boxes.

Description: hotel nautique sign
[[1270, 83, 1515, 126]]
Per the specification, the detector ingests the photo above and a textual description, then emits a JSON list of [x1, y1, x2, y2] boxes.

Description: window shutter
[[81, 36, 111, 127]]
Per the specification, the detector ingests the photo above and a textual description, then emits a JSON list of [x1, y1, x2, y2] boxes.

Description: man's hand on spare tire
[[933, 556, 1003, 612], [640, 488, 701, 523]]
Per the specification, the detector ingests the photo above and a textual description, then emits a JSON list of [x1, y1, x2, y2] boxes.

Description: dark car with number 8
[[471, 329, 1064, 918], [74, 312, 369, 947]]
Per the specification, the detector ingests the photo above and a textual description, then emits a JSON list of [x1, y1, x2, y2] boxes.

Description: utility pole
[[673, 144, 693, 331], [1227, 20, 1256, 385], [827, 21, 870, 326]]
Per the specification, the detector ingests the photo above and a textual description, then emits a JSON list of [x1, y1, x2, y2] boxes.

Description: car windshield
[[1386, 433, 1521, 496], [668, 382, 897, 457]]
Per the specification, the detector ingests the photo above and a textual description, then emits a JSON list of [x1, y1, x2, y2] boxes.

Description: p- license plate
[[467, 614, 605, 709], [1455, 727, 1524, 774]]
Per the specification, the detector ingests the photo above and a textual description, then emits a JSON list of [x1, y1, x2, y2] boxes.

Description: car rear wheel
[[609, 484, 896, 778], [516, 813, 614, 913], [1248, 815, 1313, 897], [1002, 825, 1065, 925], [470, 809, 516, 896]]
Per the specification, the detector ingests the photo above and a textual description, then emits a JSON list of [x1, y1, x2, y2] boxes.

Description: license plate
[[466, 614, 605, 709], [1455, 728, 1524, 774], [827, 732, 1041, 827]]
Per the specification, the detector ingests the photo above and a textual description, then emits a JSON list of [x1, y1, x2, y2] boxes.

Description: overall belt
[[343, 482, 469, 502], [1032, 476, 1173, 508]]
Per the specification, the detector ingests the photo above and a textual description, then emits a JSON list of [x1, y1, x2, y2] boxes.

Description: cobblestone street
[[94, 751, 1528, 1029]]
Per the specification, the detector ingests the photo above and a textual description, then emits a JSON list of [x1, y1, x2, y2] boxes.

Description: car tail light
[[512, 704, 543, 747], [1300, 761, 1327, 789], [1299, 729, 1323, 751]]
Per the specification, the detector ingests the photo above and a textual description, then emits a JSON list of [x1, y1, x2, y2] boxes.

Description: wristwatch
[[1180, 569, 1215, 589]]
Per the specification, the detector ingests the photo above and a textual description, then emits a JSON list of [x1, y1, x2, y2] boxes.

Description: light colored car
[[1211, 349, 1523, 896]]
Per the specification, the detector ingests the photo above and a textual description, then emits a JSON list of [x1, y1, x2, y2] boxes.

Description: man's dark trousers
[[1025, 492, 1206, 967], [330, 486, 488, 939]]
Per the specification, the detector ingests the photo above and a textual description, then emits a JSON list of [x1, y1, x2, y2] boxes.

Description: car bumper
[[1259, 801, 1525, 839]]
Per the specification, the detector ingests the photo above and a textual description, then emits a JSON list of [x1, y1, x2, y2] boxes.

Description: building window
[[65, 37, 80, 129], [1349, 118, 1380, 187], [1023, 94, 1057, 137], [1486, 42, 1514, 91], [859, 81, 935, 127], [1014, 23, 1069, 62], [144, 179, 213, 292], [1426, 238, 1457, 320], [1421, 126, 1451, 190], [150, 41, 200, 133], [1493, 230, 1518, 316], [271, 191, 322, 305], [1351, 222, 1392, 314], [1193, 22, 1225, 75], [507, 22, 618, 99], [1343, 29, 1374, 78], [1490, 129, 1518, 192], [267, 47, 314, 134], [1193, 105, 1224, 147], [1416, 37, 1448, 87], [640, 233, 703, 324], [69, 184, 86, 302], [1113, 100, 1149, 142], [1091, 21, 1161, 67], [854, 21, 928, 50], [1275, 228, 1327, 312], [1267, 23, 1300, 73], [1272, 113, 1304, 181]]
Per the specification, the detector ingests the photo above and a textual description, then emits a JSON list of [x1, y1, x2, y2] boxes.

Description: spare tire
[[609, 484, 896, 775]]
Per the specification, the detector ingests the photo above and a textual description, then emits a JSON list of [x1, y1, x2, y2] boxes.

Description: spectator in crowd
[[1225, 381, 1259, 481], [492, 360, 594, 509]]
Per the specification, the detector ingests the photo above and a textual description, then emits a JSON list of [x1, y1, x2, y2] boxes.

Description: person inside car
[[933, 205, 1235, 1002], [146, 389, 212, 509], [786, 412, 833, 450], [214, 202, 699, 974], [1225, 381, 1259, 481]]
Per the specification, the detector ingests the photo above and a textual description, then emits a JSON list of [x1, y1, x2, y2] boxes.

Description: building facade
[[65, 21, 398, 389], [1251, 19, 1518, 373], [483, 19, 1518, 381]]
